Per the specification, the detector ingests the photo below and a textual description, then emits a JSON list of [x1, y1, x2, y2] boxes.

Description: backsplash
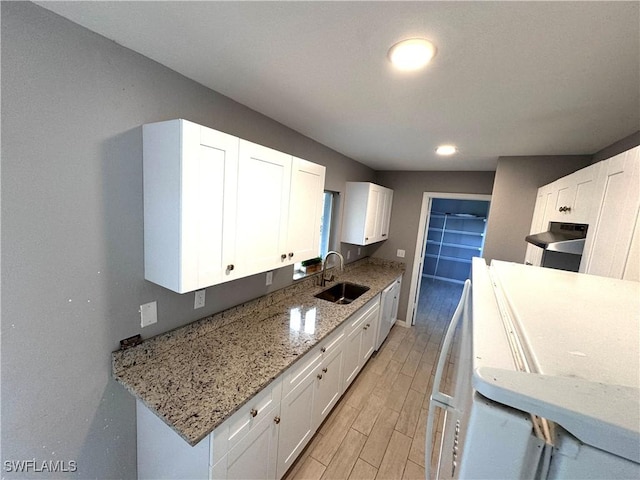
[[112, 256, 405, 375]]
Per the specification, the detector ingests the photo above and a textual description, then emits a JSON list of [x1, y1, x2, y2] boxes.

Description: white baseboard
[[393, 317, 410, 328]]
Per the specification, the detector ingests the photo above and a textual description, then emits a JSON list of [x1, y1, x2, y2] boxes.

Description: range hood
[[525, 222, 588, 255]]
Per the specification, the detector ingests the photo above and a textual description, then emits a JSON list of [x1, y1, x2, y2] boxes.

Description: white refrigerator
[[427, 258, 640, 479]]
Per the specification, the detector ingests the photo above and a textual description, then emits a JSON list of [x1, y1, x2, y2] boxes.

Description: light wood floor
[[284, 279, 464, 480]]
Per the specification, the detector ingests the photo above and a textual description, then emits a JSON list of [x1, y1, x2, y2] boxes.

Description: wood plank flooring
[[285, 279, 464, 480]]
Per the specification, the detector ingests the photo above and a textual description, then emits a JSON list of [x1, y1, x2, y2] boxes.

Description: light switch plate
[[140, 301, 157, 328], [194, 289, 206, 309], [397, 249, 406, 258]]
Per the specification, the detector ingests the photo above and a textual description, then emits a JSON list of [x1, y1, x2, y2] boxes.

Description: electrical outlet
[[194, 289, 206, 309], [140, 301, 157, 328], [397, 249, 406, 258], [357, 247, 361, 255], [347, 250, 351, 260], [266, 271, 273, 286]]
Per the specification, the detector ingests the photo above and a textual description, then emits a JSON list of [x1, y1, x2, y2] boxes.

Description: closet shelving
[[423, 212, 487, 284]]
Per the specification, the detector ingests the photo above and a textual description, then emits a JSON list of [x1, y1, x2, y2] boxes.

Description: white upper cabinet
[[525, 186, 553, 266], [525, 145, 640, 279], [342, 182, 394, 245], [547, 162, 601, 224], [143, 119, 240, 293], [143, 120, 325, 293], [286, 158, 326, 264], [235, 140, 292, 278], [379, 188, 394, 240], [584, 146, 640, 279]]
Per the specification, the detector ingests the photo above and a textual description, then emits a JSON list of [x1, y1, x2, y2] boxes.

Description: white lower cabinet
[[136, 294, 381, 480], [277, 321, 346, 478], [360, 305, 379, 364], [312, 333, 345, 428], [212, 402, 280, 480], [277, 350, 321, 478], [342, 296, 381, 389], [137, 400, 211, 480]]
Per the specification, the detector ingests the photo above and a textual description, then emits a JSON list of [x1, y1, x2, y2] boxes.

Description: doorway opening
[[407, 193, 491, 326]]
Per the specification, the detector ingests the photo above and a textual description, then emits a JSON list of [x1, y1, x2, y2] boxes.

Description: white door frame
[[405, 192, 492, 327]]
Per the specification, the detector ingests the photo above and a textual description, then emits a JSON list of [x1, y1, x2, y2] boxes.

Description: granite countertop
[[112, 258, 404, 446]]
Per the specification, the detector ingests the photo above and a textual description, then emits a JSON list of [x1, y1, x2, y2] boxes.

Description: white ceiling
[[36, 1, 639, 171]]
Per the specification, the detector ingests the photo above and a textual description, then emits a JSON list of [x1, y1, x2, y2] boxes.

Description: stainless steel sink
[[314, 282, 370, 304]]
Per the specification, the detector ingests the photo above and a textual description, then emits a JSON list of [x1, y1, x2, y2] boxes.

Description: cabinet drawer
[[346, 295, 380, 336], [211, 378, 282, 464], [318, 325, 345, 358], [282, 349, 322, 399]]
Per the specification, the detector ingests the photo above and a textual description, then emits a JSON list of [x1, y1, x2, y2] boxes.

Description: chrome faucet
[[320, 251, 344, 287]]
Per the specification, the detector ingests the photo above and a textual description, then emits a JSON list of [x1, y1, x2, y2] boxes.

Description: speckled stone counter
[[112, 258, 404, 446]]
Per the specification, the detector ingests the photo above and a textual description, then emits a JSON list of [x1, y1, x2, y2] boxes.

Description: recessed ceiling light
[[436, 145, 457, 156], [388, 38, 437, 71]]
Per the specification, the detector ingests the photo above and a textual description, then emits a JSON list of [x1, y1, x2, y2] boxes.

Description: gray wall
[[372, 171, 496, 321], [591, 130, 640, 163], [1, 3, 374, 478], [483, 156, 592, 264]]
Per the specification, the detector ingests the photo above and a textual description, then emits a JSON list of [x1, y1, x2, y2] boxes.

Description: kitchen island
[[112, 257, 404, 449]]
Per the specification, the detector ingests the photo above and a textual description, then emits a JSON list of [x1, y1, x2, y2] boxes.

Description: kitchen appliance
[[426, 258, 640, 479], [525, 222, 588, 271], [376, 277, 401, 350]]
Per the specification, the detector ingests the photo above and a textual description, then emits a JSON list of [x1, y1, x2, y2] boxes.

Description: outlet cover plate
[[194, 289, 206, 309], [140, 301, 157, 328]]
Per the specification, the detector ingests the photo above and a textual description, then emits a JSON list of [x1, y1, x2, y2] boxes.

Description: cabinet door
[[342, 297, 379, 387], [569, 164, 600, 224], [286, 157, 326, 264], [390, 277, 402, 321], [584, 147, 640, 278], [342, 182, 393, 245], [313, 342, 344, 428], [623, 207, 640, 281], [143, 119, 240, 293], [196, 126, 240, 287], [224, 403, 279, 480], [235, 140, 292, 277], [364, 184, 381, 244], [359, 302, 380, 364], [525, 187, 550, 266], [379, 188, 393, 240], [277, 368, 317, 479], [553, 178, 575, 222], [342, 319, 364, 388], [550, 163, 600, 224], [540, 188, 558, 232]]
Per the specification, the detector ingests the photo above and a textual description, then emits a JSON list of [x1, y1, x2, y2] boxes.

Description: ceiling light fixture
[[436, 145, 457, 156], [388, 38, 437, 71]]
